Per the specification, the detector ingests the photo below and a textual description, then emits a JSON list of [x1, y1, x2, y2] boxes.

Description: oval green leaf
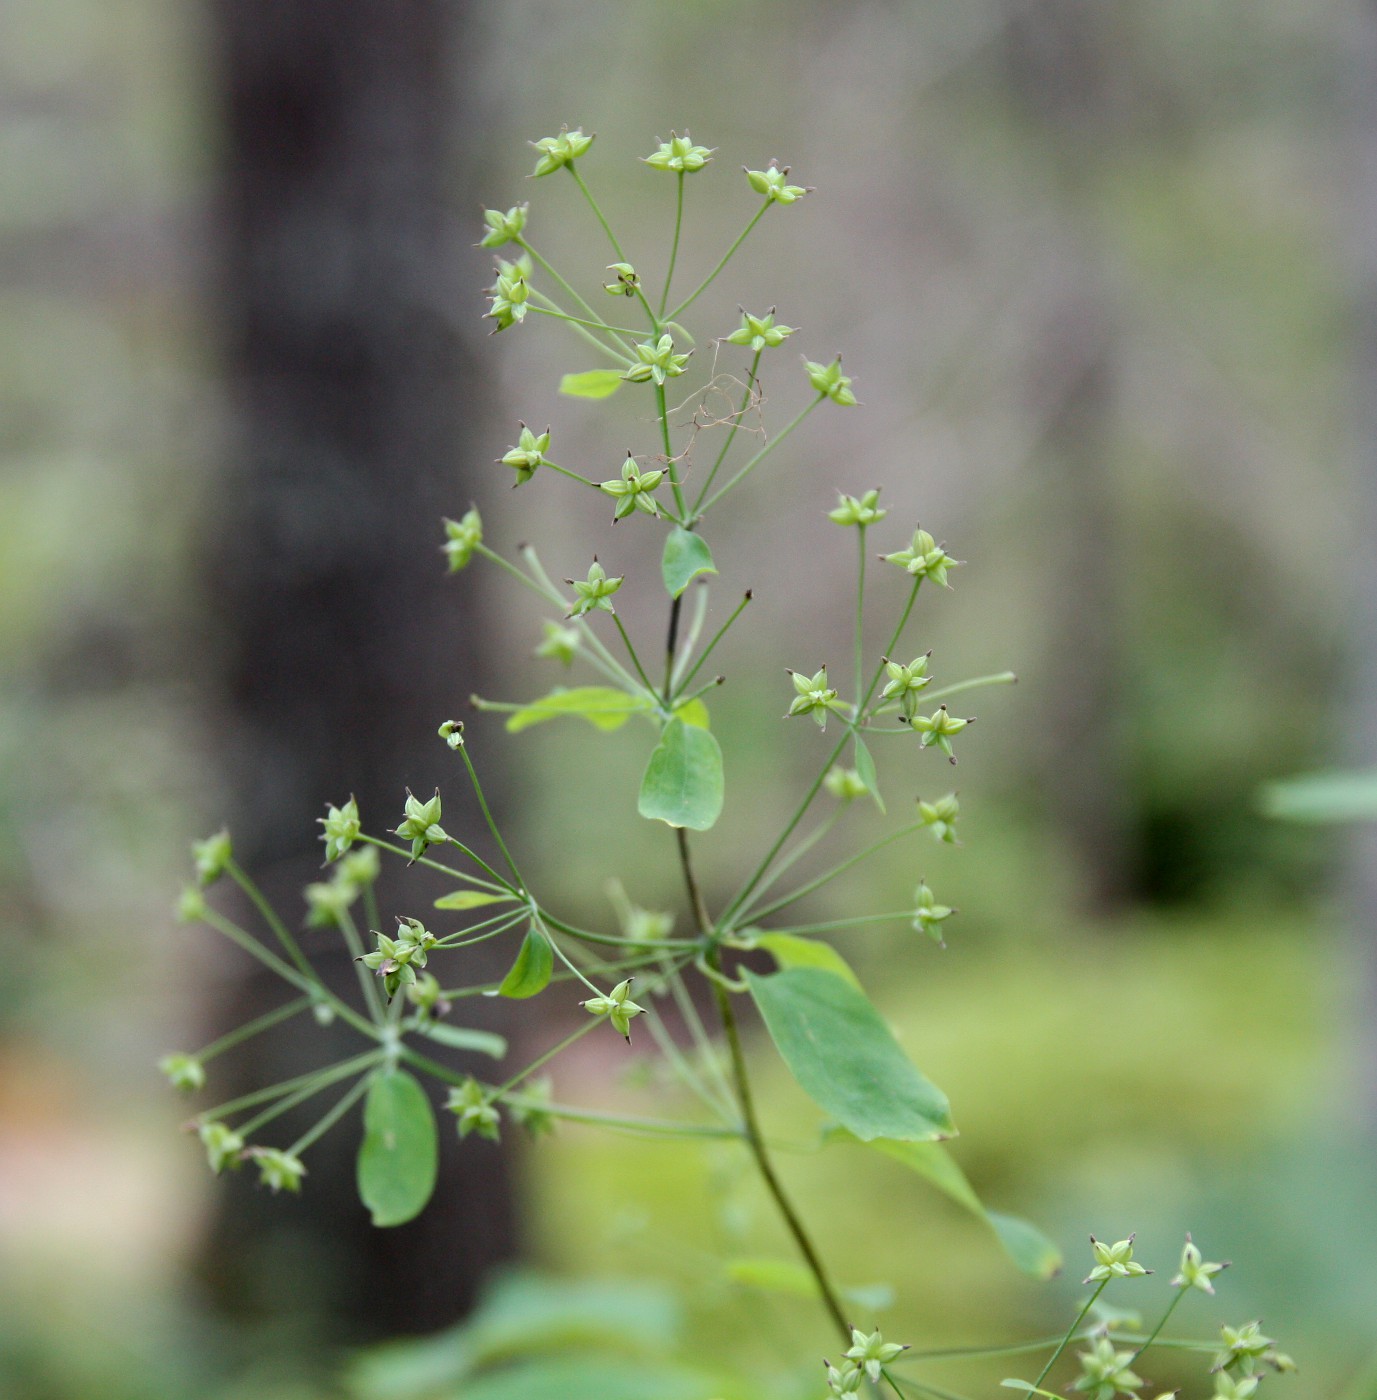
[[357, 1069, 438, 1227], [744, 967, 953, 1141], [854, 734, 885, 813], [558, 369, 624, 400], [414, 1023, 508, 1058], [756, 932, 862, 990], [661, 528, 718, 599], [674, 697, 710, 728], [435, 890, 516, 910], [498, 925, 553, 999], [637, 717, 724, 831], [499, 687, 649, 733]]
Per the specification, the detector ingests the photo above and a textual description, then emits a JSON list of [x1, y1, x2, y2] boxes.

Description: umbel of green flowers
[[160, 126, 1292, 1400]]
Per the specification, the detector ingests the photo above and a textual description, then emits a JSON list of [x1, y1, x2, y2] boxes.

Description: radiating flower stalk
[[163, 130, 1293, 1400]]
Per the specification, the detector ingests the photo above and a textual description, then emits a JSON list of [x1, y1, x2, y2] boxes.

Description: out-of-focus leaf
[[356, 1070, 438, 1227], [1260, 769, 1377, 823], [497, 687, 648, 733], [559, 369, 624, 399], [434, 890, 515, 910], [413, 1023, 507, 1058]]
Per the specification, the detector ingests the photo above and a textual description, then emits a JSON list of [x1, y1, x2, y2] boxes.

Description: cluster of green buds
[[1173, 1235, 1228, 1295], [600, 452, 664, 520], [437, 718, 465, 751], [828, 488, 887, 527], [568, 559, 623, 617], [405, 970, 449, 1020], [500, 423, 551, 486], [883, 527, 960, 586], [726, 307, 795, 352], [447, 1077, 501, 1142], [880, 652, 932, 719], [191, 828, 233, 886], [624, 332, 691, 385], [358, 916, 437, 1000], [918, 792, 961, 843], [304, 845, 380, 928], [536, 619, 580, 666], [785, 666, 849, 730], [485, 254, 532, 331], [1214, 1321, 1294, 1384], [199, 1121, 245, 1175], [318, 795, 362, 862], [506, 1075, 556, 1138], [529, 126, 594, 177], [581, 978, 646, 1042], [745, 160, 811, 204], [158, 1052, 205, 1093], [478, 202, 527, 249], [442, 508, 482, 572], [603, 262, 639, 297], [911, 881, 954, 946], [246, 1145, 306, 1194], [826, 1327, 907, 1392], [393, 789, 447, 861], [804, 356, 858, 406], [644, 131, 714, 173], [911, 705, 973, 763], [824, 765, 871, 802], [1086, 1235, 1152, 1284], [1075, 1336, 1143, 1400]]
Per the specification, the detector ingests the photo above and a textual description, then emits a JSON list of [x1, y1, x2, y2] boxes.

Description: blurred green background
[[2, 1, 1375, 1397]]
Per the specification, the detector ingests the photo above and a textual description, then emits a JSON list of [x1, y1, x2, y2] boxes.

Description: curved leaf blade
[[498, 925, 554, 999], [756, 932, 862, 990], [637, 717, 724, 831], [744, 967, 953, 1141], [661, 527, 717, 599], [414, 1023, 508, 1059], [435, 890, 516, 910], [499, 687, 649, 734], [558, 369, 624, 400], [854, 734, 885, 813], [357, 1069, 438, 1227]]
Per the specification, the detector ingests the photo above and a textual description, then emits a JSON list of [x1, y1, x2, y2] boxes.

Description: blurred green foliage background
[[2, 1, 1374, 1397]]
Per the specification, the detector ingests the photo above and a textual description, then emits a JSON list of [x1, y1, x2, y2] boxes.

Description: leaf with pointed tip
[[493, 687, 649, 734], [558, 369, 624, 400], [637, 717, 724, 831], [413, 1023, 507, 1058], [661, 528, 717, 599], [756, 932, 862, 990], [357, 1069, 438, 1227], [434, 890, 517, 910], [498, 925, 553, 999], [854, 734, 885, 812], [745, 967, 953, 1141]]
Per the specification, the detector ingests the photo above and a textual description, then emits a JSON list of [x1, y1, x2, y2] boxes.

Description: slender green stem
[[902, 1334, 1072, 1363], [356, 834, 508, 893], [568, 162, 626, 261], [287, 1072, 373, 1157], [199, 1050, 383, 1124], [519, 237, 629, 342], [742, 821, 926, 926], [546, 923, 604, 996], [1028, 1280, 1108, 1396], [493, 1017, 603, 1097], [336, 905, 385, 1022], [499, 1094, 743, 1139], [656, 381, 688, 518], [436, 836, 518, 895], [660, 171, 685, 316], [438, 948, 664, 1000], [659, 955, 736, 1115], [861, 579, 922, 713], [453, 742, 525, 889], [921, 671, 1017, 704], [739, 807, 843, 914], [672, 590, 753, 699], [854, 525, 867, 707], [527, 288, 633, 365], [692, 350, 761, 515], [611, 613, 659, 698], [640, 993, 736, 1122], [237, 1053, 383, 1137], [670, 580, 712, 691], [226, 860, 313, 979], [529, 305, 647, 338], [763, 910, 910, 935], [698, 395, 822, 515], [1127, 1286, 1187, 1367], [540, 459, 602, 489], [668, 199, 770, 322], [538, 907, 699, 949], [194, 995, 312, 1063], [433, 910, 528, 951]]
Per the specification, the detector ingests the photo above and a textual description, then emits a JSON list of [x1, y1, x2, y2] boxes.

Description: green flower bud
[[159, 1053, 205, 1093], [318, 796, 361, 862], [910, 705, 973, 763], [785, 666, 849, 731], [804, 355, 857, 406], [192, 829, 232, 887], [1074, 1337, 1143, 1399], [882, 527, 960, 586], [744, 160, 811, 204], [911, 881, 955, 946], [500, 424, 550, 487], [529, 126, 594, 177], [607, 879, 675, 945], [338, 845, 380, 890], [248, 1146, 306, 1193], [581, 977, 646, 1042], [917, 792, 961, 844], [567, 559, 624, 618], [824, 766, 870, 802], [393, 788, 447, 862], [603, 262, 640, 296], [1086, 1235, 1151, 1284], [843, 1327, 908, 1385], [599, 452, 664, 520], [303, 878, 355, 928], [507, 1075, 556, 1139], [484, 262, 531, 331], [536, 619, 581, 666], [176, 885, 208, 923], [446, 1077, 501, 1141], [437, 719, 465, 751], [198, 1121, 245, 1174], [405, 971, 449, 1018], [644, 131, 714, 173], [828, 488, 886, 527], [624, 333, 691, 386], [880, 652, 932, 720], [825, 1359, 864, 1396], [1172, 1235, 1228, 1295], [478, 202, 528, 249], [725, 308, 795, 352], [1213, 1375, 1259, 1400], [442, 508, 483, 571], [1215, 1322, 1275, 1377]]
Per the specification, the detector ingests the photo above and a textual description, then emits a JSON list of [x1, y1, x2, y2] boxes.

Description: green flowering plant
[[164, 130, 1294, 1400]]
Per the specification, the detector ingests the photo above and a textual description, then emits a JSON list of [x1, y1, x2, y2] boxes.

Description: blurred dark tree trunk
[[200, 0, 517, 1343], [1349, 0, 1377, 1133], [1003, 0, 1132, 912]]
